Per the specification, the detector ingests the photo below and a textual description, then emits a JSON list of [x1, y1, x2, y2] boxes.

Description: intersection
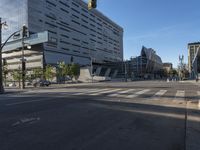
[[0, 81, 200, 150]]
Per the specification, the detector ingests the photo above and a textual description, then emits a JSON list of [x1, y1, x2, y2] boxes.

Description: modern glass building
[[130, 46, 163, 79], [1, 0, 123, 71]]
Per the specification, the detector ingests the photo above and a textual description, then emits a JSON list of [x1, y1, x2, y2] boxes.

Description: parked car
[[33, 79, 51, 87]]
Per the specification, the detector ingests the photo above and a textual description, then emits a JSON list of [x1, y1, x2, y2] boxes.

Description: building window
[[46, 0, 56, 7], [59, 1, 70, 8]]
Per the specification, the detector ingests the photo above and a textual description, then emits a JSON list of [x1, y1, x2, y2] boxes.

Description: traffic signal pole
[[21, 25, 28, 89], [21, 34, 25, 89]]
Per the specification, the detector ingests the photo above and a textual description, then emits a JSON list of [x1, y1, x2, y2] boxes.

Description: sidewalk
[[179, 80, 200, 86], [186, 102, 200, 150]]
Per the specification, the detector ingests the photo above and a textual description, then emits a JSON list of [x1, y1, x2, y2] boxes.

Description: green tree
[[45, 65, 54, 81], [70, 64, 80, 80], [12, 68, 22, 88], [64, 64, 72, 80], [57, 61, 67, 82], [32, 68, 43, 79], [3, 64, 8, 86]]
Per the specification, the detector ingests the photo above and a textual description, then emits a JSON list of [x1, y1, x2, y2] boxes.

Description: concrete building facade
[[1, 0, 123, 72], [188, 42, 200, 77]]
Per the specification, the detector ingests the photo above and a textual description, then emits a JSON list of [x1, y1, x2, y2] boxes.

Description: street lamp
[[0, 18, 8, 94], [0, 19, 29, 93]]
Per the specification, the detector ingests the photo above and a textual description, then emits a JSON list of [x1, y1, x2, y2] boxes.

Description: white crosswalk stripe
[[89, 88, 122, 96], [151, 90, 167, 100], [72, 88, 109, 95], [126, 89, 151, 98], [175, 90, 185, 98], [108, 89, 136, 97], [173, 90, 185, 102], [154, 90, 167, 96]]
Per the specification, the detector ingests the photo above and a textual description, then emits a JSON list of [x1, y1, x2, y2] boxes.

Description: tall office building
[[188, 42, 200, 72], [1, 0, 123, 71]]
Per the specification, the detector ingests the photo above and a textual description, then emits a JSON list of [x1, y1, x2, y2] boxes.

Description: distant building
[[163, 63, 173, 72], [129, 46, 163, 79], [188, 42, 200, 78]]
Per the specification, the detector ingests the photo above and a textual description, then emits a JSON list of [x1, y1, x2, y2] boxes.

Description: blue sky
[[93, 0, 200, 67]]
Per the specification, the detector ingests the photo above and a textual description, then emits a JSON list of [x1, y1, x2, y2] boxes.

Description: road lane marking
[[126, 89, 151, 98], [108, 89, 136, 97], [12, 117, 40, 127], [6, 97, 54, 106], [89, 88, 122, 96]]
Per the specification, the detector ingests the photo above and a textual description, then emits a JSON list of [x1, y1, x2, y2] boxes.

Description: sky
[[91, 0, 200, 67]]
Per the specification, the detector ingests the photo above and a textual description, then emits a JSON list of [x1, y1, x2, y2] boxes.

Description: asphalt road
[[0, 81, 199, 150]]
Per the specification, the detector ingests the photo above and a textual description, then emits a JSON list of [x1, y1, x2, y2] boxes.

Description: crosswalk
[[3, 88, 200, 109], [8, 87, 200, 104], [24, 88, 200, 102]]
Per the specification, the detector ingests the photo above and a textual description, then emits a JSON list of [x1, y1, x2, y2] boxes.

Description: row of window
[[44, 17, 120, 48], [45, 0, 121, 35], [47, 37, 120, 55]]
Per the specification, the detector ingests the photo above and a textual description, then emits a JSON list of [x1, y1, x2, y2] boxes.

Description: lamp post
[[0, 18, 8, 94], [0, 20, 29, 92]]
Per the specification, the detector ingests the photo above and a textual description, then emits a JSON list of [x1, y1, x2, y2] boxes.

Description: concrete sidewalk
[[186, 102, 200, 150]]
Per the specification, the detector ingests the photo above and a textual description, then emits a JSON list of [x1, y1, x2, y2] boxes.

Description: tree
[[32, 68, 43, 79], [12, 67, 22, 88], [57, 61, 68, 83], [3, 64, 8, 86], [44, 65, 54, 81], [70, 64, 80, 80], [65, 64, 72, 78], [56, 62, 80, 82]]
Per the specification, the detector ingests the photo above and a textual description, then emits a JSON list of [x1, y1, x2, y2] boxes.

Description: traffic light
[[88, 0, 97, 10], [22, 25, 28, 38]]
